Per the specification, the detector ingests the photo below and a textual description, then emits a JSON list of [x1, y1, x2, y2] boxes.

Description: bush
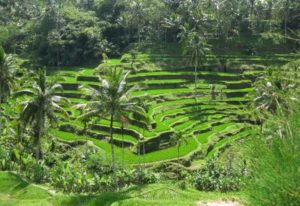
[[0, 147, 11, 170], [87, 153, 110, 174], [33, 161, 48, 183], [120, 54, 132, 63], [240, 64, 266, 72], [133, 168, 160, 184], [191, 159, 242, 192], [51, 161, 88, 193]]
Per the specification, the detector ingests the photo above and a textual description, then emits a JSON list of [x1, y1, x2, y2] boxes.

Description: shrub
[[33, 161, 48, 183], [120, 54, 131, 63], [87, 153, 110, 174], [191, 159, 242, 192], [0, 147, 11, 170], [178, 180, 187, 190], [133, 168, 160, 184], [240, 64, 266, 72], [51, 161, 90, 193]]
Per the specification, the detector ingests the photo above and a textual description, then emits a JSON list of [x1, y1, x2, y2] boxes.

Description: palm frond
[[78, 110, 100, 121], [51, 102, 69, 118], [13, 89, 35, 97]]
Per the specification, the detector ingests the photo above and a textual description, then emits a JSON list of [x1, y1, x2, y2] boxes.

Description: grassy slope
[[0, 172, 51, 206], [0, 172, 244, 206]]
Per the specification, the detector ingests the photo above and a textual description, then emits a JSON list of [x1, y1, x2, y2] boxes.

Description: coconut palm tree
[[252, 73, 295, 115], [181, 30, 210, 102], [16, 69, 68, 161], [141, 115, 151, 168], [0, 46, 16, 137], [171, 131, 188, 162], [78, 67, 145, 172], [251, 68, 298, 134], [170, 130, 188, 179], [73, 104, 94, 156], [134, 101, 151, 167]]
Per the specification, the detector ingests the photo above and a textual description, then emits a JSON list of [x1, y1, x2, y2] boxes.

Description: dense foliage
[[1, 0, 299, 66], [244, 60, 300, 206]]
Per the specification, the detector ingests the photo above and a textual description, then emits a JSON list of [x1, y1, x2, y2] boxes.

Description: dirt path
[[0, 193, 11, 201], [197, 200, 241, 206]]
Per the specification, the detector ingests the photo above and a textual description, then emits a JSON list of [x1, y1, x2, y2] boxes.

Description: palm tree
[[181, 31, 210, 103], [0, 47, 16, 137], [141, 115, 151, 168], [78, 67, 145, 172], [252, 75, 293, 115], [73, 104, 94, 156], [129, 50, 138, 72], [251, 69, 298, 134], [170, 130, 188, 178], [16, 69, 68, 161]]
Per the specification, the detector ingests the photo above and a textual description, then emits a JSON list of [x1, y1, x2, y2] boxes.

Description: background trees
[[1, 0, 299, 67]]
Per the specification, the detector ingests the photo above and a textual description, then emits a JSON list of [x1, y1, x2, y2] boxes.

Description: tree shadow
[[55, 184, 150, 206], [183, 105, 209, 122]]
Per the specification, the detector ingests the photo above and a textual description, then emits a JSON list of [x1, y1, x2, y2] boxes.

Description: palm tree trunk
[[35, 134, 41, 161], [177, 145, 180, 180], [35, 113, 44, 161], [138, 26, 141, 49], [250, 0, 255, 33], [194, 65, 198, 104], [84, 121, 88, 156], [0, 84, 2, 137], [121, 124, 124, 168], [143, 141, 146, 168], [110, 113, 116, 172], [284, 0, 290, 39], [142, 125, 146, 168], [0, 103, 2, 138], [34, 125, 41, 161], [138, 139, 141, 165], [177, 145, 180, 162]]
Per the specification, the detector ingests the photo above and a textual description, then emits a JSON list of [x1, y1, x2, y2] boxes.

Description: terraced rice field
[[47, 56, 269, 165]]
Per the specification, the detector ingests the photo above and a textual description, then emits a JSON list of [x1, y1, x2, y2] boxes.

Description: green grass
[[0, 172, 243, 206], [130, 70, 240, 78], [50, 129, 198, 164], [0, 172, 51, 206], [207, 129, 251, 158], [197, 123, 236, 144], [51, 121, 245, 164]]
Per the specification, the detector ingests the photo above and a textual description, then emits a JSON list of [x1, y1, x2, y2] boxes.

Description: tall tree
[[181, 30, 210, 102], [78, 67, 145, 171], [170, 130, 188, 179], [16, 69, 68, 161], [251, 68, 298, 134], [0, 46, 16, 137]]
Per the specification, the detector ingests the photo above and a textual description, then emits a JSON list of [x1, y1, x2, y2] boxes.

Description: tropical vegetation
[[0, 1, 299, 205]]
